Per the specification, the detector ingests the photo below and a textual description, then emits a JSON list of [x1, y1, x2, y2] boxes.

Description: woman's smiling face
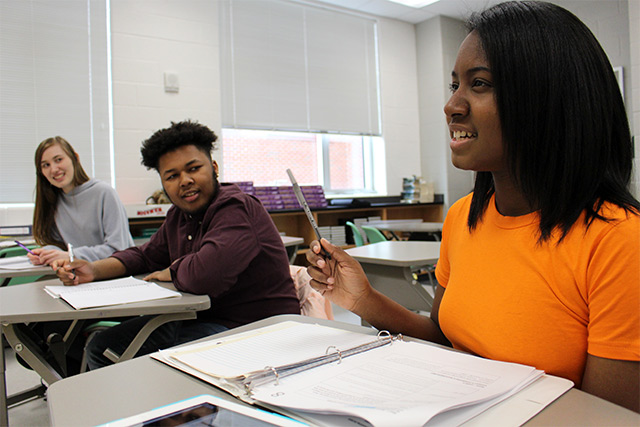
[[444, 31, 506, 175], [40, 143, 76, 193]]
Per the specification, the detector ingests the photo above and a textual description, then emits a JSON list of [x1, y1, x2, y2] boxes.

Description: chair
[[361, 226, 388, 244], [345, 221, 365, 246], [0, 246, 33, 258], [80, 321, 121, 373], [289, 265, 333, 320]]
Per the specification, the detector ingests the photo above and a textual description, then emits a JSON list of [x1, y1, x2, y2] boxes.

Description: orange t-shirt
[[435, 194, 640, 387]]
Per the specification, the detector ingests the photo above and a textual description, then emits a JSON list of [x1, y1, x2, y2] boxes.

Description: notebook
[[44, 276, 181, 310], [153, 320, 573, 426]]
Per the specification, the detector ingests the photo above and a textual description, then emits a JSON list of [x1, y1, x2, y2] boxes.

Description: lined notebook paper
[[154, 321, 572, 427], [45, 276, 181, 309]]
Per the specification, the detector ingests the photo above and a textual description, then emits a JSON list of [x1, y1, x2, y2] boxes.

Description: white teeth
[[453, 131, 477, 140]]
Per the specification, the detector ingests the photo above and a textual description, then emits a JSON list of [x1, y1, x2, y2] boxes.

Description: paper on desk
[[283, 375, 573, 427], [44, 276, 180, 309], [167, 321, 376, 378], [158, 321, 551, 427], [0, 255, 39, 270], [250, 340, 544, 427]]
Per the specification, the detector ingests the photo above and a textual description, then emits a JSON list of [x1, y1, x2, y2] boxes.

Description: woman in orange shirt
[[306, 1, 639, 413]]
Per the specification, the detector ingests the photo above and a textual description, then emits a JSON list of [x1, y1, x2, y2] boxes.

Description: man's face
[[158, 145, 218, 215]]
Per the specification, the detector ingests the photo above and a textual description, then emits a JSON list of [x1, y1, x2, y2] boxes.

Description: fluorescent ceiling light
[[387, 0, 441, 8]]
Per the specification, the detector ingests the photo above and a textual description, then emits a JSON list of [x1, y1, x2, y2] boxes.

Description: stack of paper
[[0, 256, 38, 270], [44, 276, 181, 310], [154, 321, 573, 427]]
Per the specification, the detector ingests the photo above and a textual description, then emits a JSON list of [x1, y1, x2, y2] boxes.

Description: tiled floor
[[5, 305, 361, 426], [5, 346, 50, 426]]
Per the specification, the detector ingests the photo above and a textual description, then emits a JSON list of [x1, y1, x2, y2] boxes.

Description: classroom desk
[[0, 238, 150, 287], [281, 235, 304, 264], [0, 264, 54, 287], [367, 219, 443, 240], [46, 314, 640, 427], [345, 241, 440, 312], [0, 278, 210, 427]]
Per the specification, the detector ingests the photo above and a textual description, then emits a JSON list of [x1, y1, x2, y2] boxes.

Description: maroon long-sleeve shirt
[[112, 183, 300, 328]]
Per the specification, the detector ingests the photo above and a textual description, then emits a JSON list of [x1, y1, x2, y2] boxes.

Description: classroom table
[[345, 241, 440, 313], [46, 314, 640, 427], [0, 278, 211, 427], [366, 219, 443, 240], [0, 238, 151, 287], [0, 264, 54, 287], [281, 235, 304, 264]]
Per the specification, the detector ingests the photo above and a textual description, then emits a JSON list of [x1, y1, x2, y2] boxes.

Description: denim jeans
[[85, 317, 228, 370]]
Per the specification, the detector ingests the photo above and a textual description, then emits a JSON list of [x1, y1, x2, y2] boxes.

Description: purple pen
[[14, 240, 35, 255]]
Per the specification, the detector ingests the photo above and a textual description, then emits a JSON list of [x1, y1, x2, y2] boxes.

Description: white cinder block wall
[[377, 18, 422, 196], [110, 1, 423, 203], [416, 15, 471, 211], [110, 0, 221, 204], [106, 0, 640, 206], [2, 0, 632, 226]]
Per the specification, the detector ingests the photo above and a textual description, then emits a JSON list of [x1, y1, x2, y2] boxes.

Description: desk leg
[[360, 263, 434, 313], [1, 328, 8, 427], [287, 245, 299, 264], [2, 324, 63, 386], [104, 311, 198, 364]]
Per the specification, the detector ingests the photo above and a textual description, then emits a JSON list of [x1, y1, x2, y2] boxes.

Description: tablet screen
[[103, 395, 307, 427], [142, 402, 278, 426]]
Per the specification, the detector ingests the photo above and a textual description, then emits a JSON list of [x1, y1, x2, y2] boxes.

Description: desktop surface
[[46, 315, 640, 427]]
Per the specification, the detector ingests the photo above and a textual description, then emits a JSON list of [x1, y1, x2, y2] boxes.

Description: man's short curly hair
[[141, 120, 218, 170]]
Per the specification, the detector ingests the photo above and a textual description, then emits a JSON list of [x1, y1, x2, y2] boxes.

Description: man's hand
[[51, 258, 94, 286], [143, 267, 172, 282]]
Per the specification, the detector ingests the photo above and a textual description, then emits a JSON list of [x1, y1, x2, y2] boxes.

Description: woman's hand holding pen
[[51, 258, 93, 286], [27, 248, 69, 266], [306, 238, 372, 313]]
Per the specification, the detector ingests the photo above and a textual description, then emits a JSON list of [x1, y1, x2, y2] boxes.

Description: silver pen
[[67, 243, 75, 262], [67, 243, 76, 279], [286, 169, 331, 259]]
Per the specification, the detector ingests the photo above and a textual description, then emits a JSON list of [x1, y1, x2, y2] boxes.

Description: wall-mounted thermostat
[[164, 72, 179, 93]]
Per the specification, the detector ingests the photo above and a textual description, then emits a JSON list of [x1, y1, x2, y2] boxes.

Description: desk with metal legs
[[46, 314, 640, 427], [0, 264, 54, 287], [281, 236, 304, 264], [0, 278, 210, 426], [345, 241, 440, 313], [366, 220, 443, 240]]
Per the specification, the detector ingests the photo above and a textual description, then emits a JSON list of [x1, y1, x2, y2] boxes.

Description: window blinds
[[220, 0, 381, 136], [0, 0, 110, 204]]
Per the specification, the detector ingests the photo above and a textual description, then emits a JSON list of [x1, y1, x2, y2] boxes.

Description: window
[[219, 0, 383, 195], [0, 0, 111, 205], [222, 129, 379, 194]]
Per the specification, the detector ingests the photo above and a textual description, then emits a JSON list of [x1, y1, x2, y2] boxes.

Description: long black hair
[[466, 1, 638, 242]]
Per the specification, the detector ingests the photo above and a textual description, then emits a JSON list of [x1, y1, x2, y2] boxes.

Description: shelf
[[127, 200, 444, 244]]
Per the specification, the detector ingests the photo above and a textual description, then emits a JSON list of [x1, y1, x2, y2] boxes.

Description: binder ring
[[377, 330, 391, 342], [325, 345, 343, 364], [265, 366, 279, 385]]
